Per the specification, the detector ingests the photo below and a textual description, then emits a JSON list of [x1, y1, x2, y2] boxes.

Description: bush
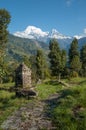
[[70, 71, 78, 77]]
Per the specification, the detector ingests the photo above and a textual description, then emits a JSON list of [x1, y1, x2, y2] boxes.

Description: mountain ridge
[[14, 26, 72, 41], [6, 33, 86, 63], [14, 26, 86, 41]]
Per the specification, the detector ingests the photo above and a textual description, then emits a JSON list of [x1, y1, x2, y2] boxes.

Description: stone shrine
[[15, 63, 31, 89]]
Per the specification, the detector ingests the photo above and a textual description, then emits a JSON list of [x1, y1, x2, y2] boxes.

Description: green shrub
[[70, 71, 78, 77]]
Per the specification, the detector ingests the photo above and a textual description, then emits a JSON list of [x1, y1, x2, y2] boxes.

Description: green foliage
[[36, 80, 62, 99], [70, 71, 79, 77], [35, 49, 48, 80], [70, 55, 82, 73], [22, 55, 31, 68], [7, 34, 49, 63], [61, 49, 67, 72], [29, 55, 37, 84], [47, 78, 86, 130], [0, 78, 86, 129], [69, 38, 79, 63], [48, 39, 61, 76], [0, 59, 9, 83], [69, 38, 81, 74], [0, 83, 31, 126], [0, 9, 11, 52], [80, 44, 86, 76], [36, 77, 86, 130], [0, 9, 11, 83], [48, 39, 66, 78], [0, 60, 19, 83]]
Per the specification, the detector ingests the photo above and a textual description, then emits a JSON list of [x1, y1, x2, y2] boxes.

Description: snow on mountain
[[14, 26, 71, 41], [74, 35, 86, 39], [25, 26, 48, 37], [48, 29, 71, 39], [14, 26, 48, 40]]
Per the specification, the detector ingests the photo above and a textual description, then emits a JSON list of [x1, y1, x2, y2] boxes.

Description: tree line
[[33, 38, 86, 82], [0, 9, 86, 83]]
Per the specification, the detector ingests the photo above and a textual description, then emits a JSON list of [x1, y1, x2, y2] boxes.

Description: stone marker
[[15, 63, 31, 89]]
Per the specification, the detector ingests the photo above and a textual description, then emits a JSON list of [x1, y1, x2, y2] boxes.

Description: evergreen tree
[[70, 55, 81, 72], [0, 9, 11, 52], [48, 39, 66, 80], [48, 39, 61, 76], [0, 9, 11, 82], [61, 49, 67, 72], [80, 44, 86, 76], [35, 49, 47, 80], [61, 49, 67, 78], [69, 38, 81, 74], [69, 38, 79, 64]]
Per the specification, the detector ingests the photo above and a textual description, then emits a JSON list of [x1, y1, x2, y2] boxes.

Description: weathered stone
[[15, 63, 31, 89], [16, 89, 37, 98]]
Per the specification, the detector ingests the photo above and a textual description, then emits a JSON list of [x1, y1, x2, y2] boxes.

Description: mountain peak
[[14, 25, 71, 41], [24, 26, 48, 35]]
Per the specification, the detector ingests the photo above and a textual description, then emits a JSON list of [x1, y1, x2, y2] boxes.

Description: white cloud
[[84, 28, 86, 34]]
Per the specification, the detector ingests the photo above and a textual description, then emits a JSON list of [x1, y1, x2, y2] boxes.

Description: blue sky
[[0, 0, 86, 36]]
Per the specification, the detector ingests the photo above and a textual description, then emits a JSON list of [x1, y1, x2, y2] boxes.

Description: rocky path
[[1, 94, 59, 130]]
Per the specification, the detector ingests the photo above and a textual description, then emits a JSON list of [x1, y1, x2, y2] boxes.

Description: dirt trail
[[1, 94, 59, 130]]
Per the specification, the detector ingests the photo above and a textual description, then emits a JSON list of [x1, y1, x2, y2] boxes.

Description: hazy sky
[[0, 0, 86, 36]]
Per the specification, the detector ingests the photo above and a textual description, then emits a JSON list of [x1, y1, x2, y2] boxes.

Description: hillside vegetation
[[6, 34, 86, 63], [6, 34, 49, 62]]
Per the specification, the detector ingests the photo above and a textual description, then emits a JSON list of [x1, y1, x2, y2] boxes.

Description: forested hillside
[[6, 34, 49, 62], [6, 34, 86, 62]]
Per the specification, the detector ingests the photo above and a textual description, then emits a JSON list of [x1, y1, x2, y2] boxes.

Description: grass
[[0, 80, 61, 128], [0, 82, 15, 89], [0, 78, 86, 130], [0, 84, 31, 128], [36, 80, 62, 100], [64, 77, 86, 85], [48, 78, 86, 130]]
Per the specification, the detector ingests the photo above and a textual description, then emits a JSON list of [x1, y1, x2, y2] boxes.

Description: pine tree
[[69, 38, 81, 75], [0, 9, 11, 82], [48, 39, 61, 76], [61, 49, 67, 72], [0, 9, 11, 52], [70, 55, 81, 72], [48, 39, 66, 80], [80, 44, 86, 76], [35, 49, 47, 80], [69, 38, 79, 64]]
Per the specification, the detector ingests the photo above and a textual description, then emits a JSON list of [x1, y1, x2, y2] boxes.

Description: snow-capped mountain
[[14, 26, 71, 41], [48, 29, 71, 39], [14, 26, 48, 40], [14, 25, 86, 43]]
